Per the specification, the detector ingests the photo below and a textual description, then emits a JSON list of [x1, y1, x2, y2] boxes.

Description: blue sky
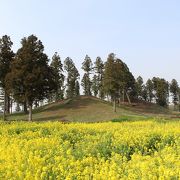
[[0, 0, 180, 83]]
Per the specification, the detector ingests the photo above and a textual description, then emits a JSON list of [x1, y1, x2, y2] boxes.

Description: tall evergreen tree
[[170, 79, 179, 110], [103, 53, 135, 112], [94, 57, 104, 99], [64, 57, 80, 98], [0, 35, 14, 120], [119, 60, 136, 103], [81, 55, 92, 96], [142, 85, 148, 101], [50, 52, 64, 102], [103, 53, 120, 112], [92, 74, 99, 97], [5, 35, 56, 121], [135, 76, 144, 100], [146, 79, 154, 102], [75, 81, 80, 97], [81, 73, 92, 96], [152, 77, 169, 107]]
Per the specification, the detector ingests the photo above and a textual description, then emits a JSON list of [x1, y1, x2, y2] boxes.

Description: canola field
[[0, 120, 179, 179]]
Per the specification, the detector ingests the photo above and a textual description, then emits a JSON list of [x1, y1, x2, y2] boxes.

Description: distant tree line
[[135, 76, 180, 110], [0, 35, 179, 120]]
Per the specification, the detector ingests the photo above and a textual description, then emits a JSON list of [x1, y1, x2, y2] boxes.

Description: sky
[[0, 0, 180, 84]]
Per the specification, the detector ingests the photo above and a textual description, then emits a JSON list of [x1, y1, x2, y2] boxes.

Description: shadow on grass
[[34, 115, 67, 122]]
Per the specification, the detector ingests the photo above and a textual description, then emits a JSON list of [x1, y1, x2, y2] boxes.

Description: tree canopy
[[5, 35, 56, 121]]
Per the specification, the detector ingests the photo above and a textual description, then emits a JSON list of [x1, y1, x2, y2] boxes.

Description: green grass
[[1, 96, 179, 122]]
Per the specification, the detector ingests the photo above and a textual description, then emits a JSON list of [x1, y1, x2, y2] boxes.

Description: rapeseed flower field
[[0, 120, 179, 179]]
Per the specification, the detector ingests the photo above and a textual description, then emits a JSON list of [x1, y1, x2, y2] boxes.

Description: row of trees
[[135, 76, 180, 110], [0, 34, 179, 120]]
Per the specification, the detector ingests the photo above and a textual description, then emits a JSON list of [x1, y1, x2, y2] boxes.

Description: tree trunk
[[113, 98, 116, 112], [8, 96, 10, 114], [118, 98, 121, 107], [118, 90, 121, 107], [23, 101, 28, 114], [5, 93, 10, 114], [3, 90, 7, 121], [122, 90, 125, 103], [3, 108, 6, 121], [126, 92, 131, 104], [10, 99, 13, 114], [28, 104, 32, 121]]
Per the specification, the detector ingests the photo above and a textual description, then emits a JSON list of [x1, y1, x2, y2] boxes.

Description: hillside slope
[[5, 96, 176, 122]]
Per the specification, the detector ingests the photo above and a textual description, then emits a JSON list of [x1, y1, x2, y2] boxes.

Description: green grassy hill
[[3, 96, 179, 122]]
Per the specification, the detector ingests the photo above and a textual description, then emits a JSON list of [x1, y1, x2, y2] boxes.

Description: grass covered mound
[[0, 119, 179, 179], [5, 96, 174, 122]]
